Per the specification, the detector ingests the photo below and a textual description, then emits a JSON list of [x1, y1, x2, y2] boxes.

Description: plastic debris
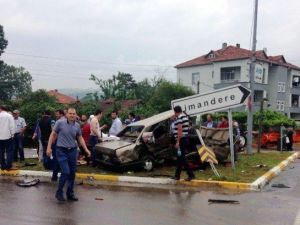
[[16, 179, 40, 187], [208, 199, 240, 204]]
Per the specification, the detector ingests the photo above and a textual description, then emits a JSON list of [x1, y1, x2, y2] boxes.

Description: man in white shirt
[[0, 105, 15, 170], [109, 110, 123, 136], [12, 109, 27, 161]]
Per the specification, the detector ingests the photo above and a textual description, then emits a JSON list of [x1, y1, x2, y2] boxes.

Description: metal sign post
[[171, 84, 251, 174], [196, 129, 220, 177], [228, 109, 235, 169]]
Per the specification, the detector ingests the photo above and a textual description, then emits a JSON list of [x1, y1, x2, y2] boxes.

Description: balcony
[[220, 67, 241, 84]]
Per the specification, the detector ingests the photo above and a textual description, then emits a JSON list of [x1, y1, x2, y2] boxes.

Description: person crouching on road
[[47, 108, 91, 202], [172, 106, 195, 181]]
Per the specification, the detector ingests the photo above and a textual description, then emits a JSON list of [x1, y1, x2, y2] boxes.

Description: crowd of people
[[0, 105, 27, 170], [0, 105, 140, 201]]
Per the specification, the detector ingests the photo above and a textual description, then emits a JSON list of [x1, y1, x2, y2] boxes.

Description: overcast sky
[[0, 0, 299, 90]]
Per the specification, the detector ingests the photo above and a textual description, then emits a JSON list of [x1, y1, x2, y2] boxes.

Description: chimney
[[263, 47, 267, 54], [222, 42, 227, 49], [236, 43, 240, 48]]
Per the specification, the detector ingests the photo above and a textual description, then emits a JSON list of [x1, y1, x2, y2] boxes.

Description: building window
[[254, 90, 264, 103], [292, 95, 299, 107], [208, 53, 215, 58], [276, 100, 285, 111], [192, 73, 200, 85], [220, 67, 241, 83], [278, 82, 286, 92], [292, 76, 300, 87]]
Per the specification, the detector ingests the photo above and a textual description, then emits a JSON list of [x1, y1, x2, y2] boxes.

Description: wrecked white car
[[95, 110, 175, 171]]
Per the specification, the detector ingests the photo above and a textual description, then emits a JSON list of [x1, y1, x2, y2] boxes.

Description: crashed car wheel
[[142, 155, 155, 171]]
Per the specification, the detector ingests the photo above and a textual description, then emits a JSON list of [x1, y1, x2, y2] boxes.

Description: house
[[175, 43, 300, 120], [48, 89, 78, 105]]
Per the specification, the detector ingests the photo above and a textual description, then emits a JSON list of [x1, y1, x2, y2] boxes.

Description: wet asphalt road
[[1, 158, 300, 225]]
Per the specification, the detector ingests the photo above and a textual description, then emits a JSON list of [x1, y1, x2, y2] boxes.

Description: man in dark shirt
[[39, 110, 55, 168], [172, 106, 195, 181], [203, 114, 217, 128], [47, 108, 90, 202]]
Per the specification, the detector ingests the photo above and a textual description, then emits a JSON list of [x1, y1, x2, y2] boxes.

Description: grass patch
[[16, 151, 293, 183]]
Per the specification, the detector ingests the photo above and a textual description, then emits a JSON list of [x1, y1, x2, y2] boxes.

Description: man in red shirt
[[218, 116, 229, 128]]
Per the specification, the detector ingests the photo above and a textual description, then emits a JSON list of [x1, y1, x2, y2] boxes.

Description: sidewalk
[[1, 148, 297, 191]]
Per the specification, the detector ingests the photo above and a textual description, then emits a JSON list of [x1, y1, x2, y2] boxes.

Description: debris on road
[[95, 198, 104, 201], [77, 180, 84, 185], [271, 183, 290, 188], [16, 179, 40, 187], [208, 199, 240, 204], [24, 162, 37, 167], [254, 164, 266, 168]]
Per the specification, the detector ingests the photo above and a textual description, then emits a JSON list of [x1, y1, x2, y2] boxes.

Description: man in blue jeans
[[12, 110, 26, 162], [47, 108, 91, 202]]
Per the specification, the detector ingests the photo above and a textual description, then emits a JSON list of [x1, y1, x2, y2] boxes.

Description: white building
[[175, 43, 300, 120]]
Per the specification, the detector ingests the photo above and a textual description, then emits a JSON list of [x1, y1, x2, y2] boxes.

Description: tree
[[0, 25, 8, 56], [90, 72, 137, 100], [70, 101, 99, 117], [133, 77, 163, 102], [15, 90, 60, 142], [253, 109, 295, 129], [0, 25, 32, 101], [0, 63, 33, 101], [147, 80, 194, 113]]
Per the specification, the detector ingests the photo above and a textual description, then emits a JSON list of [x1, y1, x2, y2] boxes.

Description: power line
[[4, 60, 176, 74], [4, 51, 173, 68], [31, 73, 90, 80]]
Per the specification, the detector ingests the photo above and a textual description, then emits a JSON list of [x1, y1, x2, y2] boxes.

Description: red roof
[[268, 55, 286, 63], [175, 45, 300, 70], [98, 99, 142, 114], [48, 90, 77, 105]]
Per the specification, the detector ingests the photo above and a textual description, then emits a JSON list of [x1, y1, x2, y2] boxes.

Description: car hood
[[95, 140, 134, 157]]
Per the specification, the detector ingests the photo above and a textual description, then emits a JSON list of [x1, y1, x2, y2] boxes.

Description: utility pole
[[246, 0, 258, 154]]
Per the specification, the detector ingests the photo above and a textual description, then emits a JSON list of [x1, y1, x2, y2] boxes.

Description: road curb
[[251, 152, 300, 190], [0, 152, 298, 191]]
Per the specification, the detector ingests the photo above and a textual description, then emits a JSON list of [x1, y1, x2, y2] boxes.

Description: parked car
[[95, 110, 176, 171]]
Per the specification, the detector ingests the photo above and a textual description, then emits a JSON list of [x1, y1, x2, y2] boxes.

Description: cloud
[[0, 0, 300, 89]]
